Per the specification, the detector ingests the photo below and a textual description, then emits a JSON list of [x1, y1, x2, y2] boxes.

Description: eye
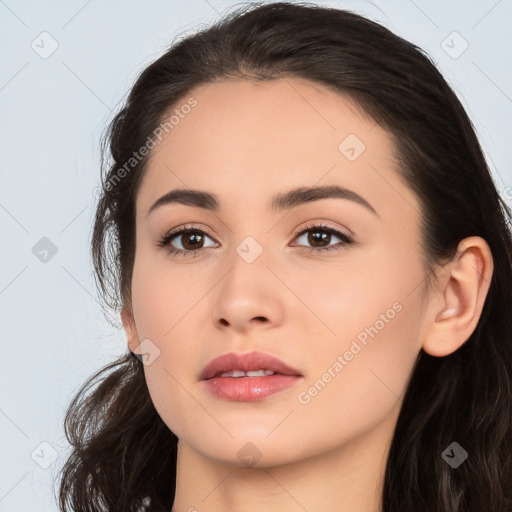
[[156, 224, 218, 258], [291, 222, 354, 253], [156, 222, 355, 258]]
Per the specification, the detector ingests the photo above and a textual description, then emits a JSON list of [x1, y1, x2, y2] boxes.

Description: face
[[124, 77, 431, 467]]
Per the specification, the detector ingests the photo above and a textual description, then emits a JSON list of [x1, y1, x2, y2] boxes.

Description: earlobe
[[422, 236, 493, 357], [121, 305, 140, 354]]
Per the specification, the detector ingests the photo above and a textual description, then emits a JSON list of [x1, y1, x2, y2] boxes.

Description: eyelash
[[156, 222, 355, 258]]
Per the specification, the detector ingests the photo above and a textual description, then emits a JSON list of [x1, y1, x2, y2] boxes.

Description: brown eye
[[306, 229, 331, 248], [293, 223, 354, 252], [157, 225, 218, 257], [178, 231, 205, 250]]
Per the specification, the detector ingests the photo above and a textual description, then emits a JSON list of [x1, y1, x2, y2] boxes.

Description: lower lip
[[202, 374, 303, 401]]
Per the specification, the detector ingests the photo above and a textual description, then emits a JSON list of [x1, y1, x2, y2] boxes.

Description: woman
[[56, 2, 512, 511]]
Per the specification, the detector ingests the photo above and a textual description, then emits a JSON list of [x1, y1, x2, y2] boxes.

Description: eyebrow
[[146, 185, 379, 217]]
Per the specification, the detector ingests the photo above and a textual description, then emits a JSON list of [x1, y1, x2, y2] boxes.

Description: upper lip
[[199, 351, 303, 380]]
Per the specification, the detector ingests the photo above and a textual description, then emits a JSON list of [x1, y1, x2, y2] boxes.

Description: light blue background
[[1, 0, 511, 510]]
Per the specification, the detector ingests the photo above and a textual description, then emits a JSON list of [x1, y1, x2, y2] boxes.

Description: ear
[[422, 236, 493, 357], [121, 305, 141, 355]]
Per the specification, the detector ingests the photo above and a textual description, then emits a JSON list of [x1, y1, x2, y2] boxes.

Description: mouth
[[199, 351, 303, 402], [214, 369, 279, 378], [199, 351, 303, 381]]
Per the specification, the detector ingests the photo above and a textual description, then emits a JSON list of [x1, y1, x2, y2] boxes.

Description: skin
[[121, 77, 493, 512]]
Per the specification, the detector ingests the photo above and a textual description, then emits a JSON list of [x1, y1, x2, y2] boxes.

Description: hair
[[55, 2, 512, 511]]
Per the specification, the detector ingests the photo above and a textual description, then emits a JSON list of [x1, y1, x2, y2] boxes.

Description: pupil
[[183, 232, 203, 250], [309, 230, 329, 247]]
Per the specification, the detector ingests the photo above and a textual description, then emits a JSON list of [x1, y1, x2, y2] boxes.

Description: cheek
[[291, 251, 422, 409], [130, 251, 202, 340], [286, 254, 403, 346], [131, 280, 202, 437], [130, 256, 206, 401], [295, 297, 419, 440]]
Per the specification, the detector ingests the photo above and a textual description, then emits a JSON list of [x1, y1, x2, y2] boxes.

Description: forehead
[[138, 77, 420, 222]]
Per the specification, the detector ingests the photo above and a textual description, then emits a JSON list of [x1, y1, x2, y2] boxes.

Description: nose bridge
[[223, 231, 270, 293], [216, 190, 292, 273], [234, 232, 267, 266], [211, 228, 283, 329], [222, 203, 275, 268]]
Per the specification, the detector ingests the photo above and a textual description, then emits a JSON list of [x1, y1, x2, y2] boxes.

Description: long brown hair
[[56, 2, 512, 510]]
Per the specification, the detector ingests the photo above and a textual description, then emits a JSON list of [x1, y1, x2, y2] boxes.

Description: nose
[[211, 245, 285, 334]]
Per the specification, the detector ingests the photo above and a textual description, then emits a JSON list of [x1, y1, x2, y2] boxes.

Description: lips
[[199, 351, 302, 381]]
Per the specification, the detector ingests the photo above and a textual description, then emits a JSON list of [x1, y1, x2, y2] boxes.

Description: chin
[[185, 433, 311, 469]]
